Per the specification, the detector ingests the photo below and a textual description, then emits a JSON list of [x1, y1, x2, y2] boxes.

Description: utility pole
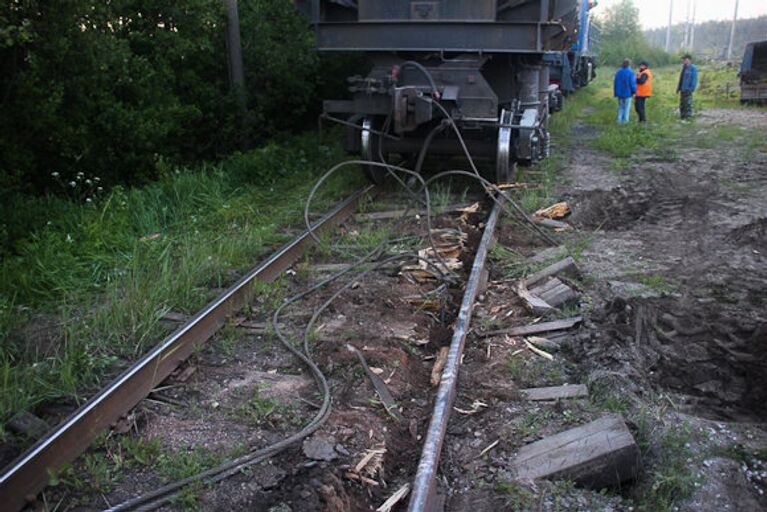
[[682, 0, 690, 49], [665, 0, 673, 53], [726, 0, 740, 61], [224, 0, 248, 148], [224, 0, 246, 102], [689, 0, 696, 50]]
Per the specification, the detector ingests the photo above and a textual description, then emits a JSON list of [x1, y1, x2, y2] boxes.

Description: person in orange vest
[[634, 61, 653, 123]]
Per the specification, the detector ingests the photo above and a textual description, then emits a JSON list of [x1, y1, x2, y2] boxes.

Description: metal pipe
[[407, 200, 502, 512]]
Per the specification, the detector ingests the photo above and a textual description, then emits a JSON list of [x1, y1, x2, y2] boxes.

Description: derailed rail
[[408, 199, 502, 512], [0, 186, 376, 512]]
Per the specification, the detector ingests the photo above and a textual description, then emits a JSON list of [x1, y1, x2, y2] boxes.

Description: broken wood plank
[[512, 414, 640, 489], [529, 277, 562, 297], [534, 218, 572, 230], [376, 483, 411, 512], [357, 203, 473, 221], [520, 384, 588, 401], [302, 262, 352, 273], [236, 320, 269, 333], [525, 336, 561, 352], [430, 346, 450, 387], [538, 283, 579, 308], [497, 182, 542, 190], [481, 317, 582, 338], [344, 472, 379, 486], [347, 344, 403, 421], [524, 257, 580, 288], [515, 282, 553, 316], [534, 201, 570, 220]]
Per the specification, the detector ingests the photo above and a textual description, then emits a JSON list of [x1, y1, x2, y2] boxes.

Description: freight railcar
[[546, 0, 599, 96], [294, 0, 582, 183]]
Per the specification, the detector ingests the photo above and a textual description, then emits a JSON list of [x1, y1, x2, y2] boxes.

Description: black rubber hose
[[400, 60, 441, 99]]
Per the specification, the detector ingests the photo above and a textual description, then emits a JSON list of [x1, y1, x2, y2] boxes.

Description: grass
[[632, 421, 699, 512], [495, 480, 535, 509], [637, 273, 677, 295], [0, 132, 363, 437], [235, 386, 279, 426], [47, 432, 233, 510], [571, 64, 762, 164]]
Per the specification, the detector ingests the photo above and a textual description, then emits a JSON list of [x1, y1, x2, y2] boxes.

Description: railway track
[[0, 169, 519, 511], [408, 201, 501, 512], [0, 186, 376, 511], [1, 165, 564, 511]]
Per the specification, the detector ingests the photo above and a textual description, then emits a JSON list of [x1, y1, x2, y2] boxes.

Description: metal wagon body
[[546, 0, 599, 95], [294, 0, 583, 183]]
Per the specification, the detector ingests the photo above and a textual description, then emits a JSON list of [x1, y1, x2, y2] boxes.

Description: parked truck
[[740, 40, 767, 104]]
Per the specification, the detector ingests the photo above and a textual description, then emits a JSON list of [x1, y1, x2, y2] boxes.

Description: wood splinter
[[430, 346, 450, 386]]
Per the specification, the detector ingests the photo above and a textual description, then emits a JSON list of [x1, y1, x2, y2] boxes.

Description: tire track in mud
[[562, 130, 767, 423]]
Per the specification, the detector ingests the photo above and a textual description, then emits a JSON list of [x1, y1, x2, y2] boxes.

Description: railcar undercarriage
[[297, 0, 582, 183]]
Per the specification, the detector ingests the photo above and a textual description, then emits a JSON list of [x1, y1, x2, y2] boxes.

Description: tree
[[600, 0, 642, 42], [596, 0, 672, 67], [0, 1, 353, 200]]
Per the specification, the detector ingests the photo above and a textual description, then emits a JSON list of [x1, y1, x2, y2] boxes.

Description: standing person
[[614, 59, 637, 125], [635, 61, 653, 123], [677, 54, 699, 120]]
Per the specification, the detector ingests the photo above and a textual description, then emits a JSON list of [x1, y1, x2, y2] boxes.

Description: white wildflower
[[69, 181, 77, 187], [51, 171, 60, 177]]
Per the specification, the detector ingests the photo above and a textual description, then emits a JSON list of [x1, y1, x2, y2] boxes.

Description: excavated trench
[[565, 149, 767, 423]]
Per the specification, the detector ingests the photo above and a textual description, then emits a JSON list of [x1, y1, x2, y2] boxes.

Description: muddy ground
[[430, 111, 767, 511]]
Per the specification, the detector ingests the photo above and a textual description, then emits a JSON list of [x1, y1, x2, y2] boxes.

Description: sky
[[594, 0, 767, 30]]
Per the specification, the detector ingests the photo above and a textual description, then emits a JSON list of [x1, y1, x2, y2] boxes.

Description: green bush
[[0, 1, 355, 209], [0, 132, 362, 430], [595, 0, 674, 68]]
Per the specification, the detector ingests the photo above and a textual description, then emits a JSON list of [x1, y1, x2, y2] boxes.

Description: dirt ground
[[45, 200, 494, 511], [38, 107, 767, 511], [560, 114, 767, 510], [425, 110, 767, 511]]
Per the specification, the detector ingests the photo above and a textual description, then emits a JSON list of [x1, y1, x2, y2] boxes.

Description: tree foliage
[[0, 1, 346, 198], [596, 0, 673, 68]]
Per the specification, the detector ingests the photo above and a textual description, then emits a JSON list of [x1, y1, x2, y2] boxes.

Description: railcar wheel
[[496, 109, 517, 184], [361, 117, 388, 184]]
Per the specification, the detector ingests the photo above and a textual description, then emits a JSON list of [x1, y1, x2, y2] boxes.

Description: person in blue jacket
[[614, 59, 637, 125], [676, 54, 699, 119]]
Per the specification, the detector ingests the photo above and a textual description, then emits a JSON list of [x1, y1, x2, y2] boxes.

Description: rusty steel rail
[[408, 199, 502, 512], [0, 185, 376, 512]]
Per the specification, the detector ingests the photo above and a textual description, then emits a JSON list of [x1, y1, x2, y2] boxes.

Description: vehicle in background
[[546, 0, 599, 98], [294, 0, 583, 184], [740, 40, 767, 104]]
